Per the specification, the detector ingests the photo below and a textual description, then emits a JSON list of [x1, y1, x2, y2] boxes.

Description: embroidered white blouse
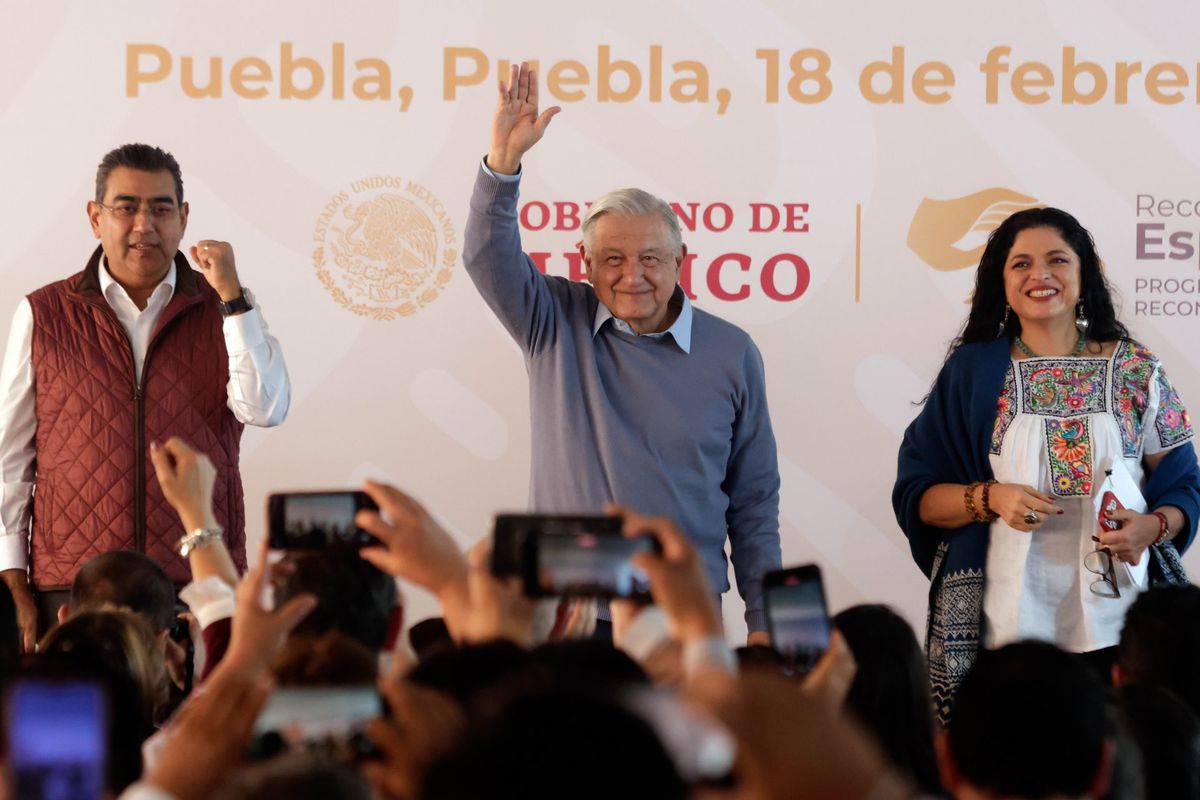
[[983, 340, 1194, 652]]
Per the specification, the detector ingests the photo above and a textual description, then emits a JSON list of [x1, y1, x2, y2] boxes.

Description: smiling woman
[[893, 207, 1200, 722]]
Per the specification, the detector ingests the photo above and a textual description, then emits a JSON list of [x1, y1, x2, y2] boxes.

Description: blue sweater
[[464, 168, 782, 630]]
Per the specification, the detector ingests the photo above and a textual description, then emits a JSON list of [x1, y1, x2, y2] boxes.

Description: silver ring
[[1023, 510, 1040, 525]]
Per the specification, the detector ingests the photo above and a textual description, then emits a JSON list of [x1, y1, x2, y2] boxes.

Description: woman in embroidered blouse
[[894, 207, 1200, 720]]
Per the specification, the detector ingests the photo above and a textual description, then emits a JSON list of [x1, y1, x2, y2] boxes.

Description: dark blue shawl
[[893, 337, 1200, 722]]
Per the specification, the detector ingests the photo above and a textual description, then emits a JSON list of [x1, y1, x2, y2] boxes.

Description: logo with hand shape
[[907, 189, 1040, 272]]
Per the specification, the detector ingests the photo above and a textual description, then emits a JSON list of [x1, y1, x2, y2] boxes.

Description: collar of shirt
[[99, 255, 177, 314], [592, 286, 692, 354]]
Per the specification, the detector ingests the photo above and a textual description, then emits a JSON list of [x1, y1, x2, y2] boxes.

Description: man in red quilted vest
[[0, 143, 291, 650]]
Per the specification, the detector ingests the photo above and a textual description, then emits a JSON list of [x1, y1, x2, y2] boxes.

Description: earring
[[1075, 300, 1089, 335], [999, 304, 1012, 337]]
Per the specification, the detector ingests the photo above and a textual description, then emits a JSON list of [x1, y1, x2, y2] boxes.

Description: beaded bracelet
[[1152, 511, 1171, 546], [964, 481, 983, 521], [980, 480, 999, 522]]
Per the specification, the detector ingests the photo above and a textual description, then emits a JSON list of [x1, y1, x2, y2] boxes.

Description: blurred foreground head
[[943, 641, 1113, 799]]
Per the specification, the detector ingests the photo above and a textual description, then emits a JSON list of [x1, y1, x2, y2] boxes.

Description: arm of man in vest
[[463, 61, 564, 355], [0, 300, 41, 652], [189, 239, 290, 426]]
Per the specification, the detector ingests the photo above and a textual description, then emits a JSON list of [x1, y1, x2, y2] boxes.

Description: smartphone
[[267, 491, 379, 550], [763, 564, 832, 672], [523, 528, 659, 598], [491, 514, 623, 578], [6, 678, 108, 800], [253, 686, 382, 739], [1098, 490, 1123, 532], [252, 686, 383, 763]]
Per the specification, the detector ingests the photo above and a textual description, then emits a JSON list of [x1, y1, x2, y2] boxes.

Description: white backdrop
[[4, 1, 1199, 642]]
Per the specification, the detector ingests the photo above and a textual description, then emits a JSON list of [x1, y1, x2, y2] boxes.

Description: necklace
[[1014, 334, 1086, 358]]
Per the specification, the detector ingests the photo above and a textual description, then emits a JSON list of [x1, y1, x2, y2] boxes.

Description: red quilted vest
[[26, 247, 246, 588]]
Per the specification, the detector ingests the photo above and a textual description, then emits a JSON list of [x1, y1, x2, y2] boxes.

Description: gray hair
[[582, 188, 683, 254]]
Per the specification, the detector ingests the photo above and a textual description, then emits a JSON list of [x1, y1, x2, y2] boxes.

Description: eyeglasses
[[95, 201, 179, 220], [1084, 539, 1120, 598]]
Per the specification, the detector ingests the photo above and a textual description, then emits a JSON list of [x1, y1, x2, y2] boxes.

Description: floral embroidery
[[1110, 340, 1155, 457], [1155, 368, 1194, 449], [991, 364, 1016, 455], [1045, 417, 1092, 497], [1018, 359, 1107, 418]]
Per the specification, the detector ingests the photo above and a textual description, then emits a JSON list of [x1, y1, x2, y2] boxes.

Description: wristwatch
[[218, 290, 252, 317], [178, 526, 224, 557]]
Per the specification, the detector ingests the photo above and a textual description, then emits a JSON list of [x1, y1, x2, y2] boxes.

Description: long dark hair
[[951, 207, 1129, 353], [833, 605, 944, 796]]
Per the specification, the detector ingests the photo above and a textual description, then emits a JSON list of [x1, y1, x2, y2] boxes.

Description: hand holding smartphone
[[489, 514, 659, 599], [6, 678, 108, 800], [763, 564, 832, 672], [267, 491, 379, 550]]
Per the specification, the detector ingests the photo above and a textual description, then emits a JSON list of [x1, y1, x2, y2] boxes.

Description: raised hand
[[686, 670, 894, 800], [356, 481, 471, 637], [618, 507, 722, 643], [487, 61, 562, 175], [150, 437, 217, 532], [460, 539, 537, 647], [221, 537, 317, 678], [144, 666, 273, 800], [362, 674, 465, 800], [189, 239, 243, 302]]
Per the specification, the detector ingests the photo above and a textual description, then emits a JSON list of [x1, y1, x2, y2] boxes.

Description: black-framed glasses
[[1084, 540, 1120, 598], [95, 201, 179, 220]]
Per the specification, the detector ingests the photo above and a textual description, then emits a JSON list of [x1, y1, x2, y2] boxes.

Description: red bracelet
[[1151, 511, 1171, 546]]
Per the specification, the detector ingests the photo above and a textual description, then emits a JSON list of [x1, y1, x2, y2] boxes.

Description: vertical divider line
[[855, 204, 862, 303]]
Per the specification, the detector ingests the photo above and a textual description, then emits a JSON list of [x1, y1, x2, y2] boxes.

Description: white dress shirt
[[0, 256, 290, 572]]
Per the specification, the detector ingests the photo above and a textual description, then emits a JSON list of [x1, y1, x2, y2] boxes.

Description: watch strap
[[218, 291, 252, 316]]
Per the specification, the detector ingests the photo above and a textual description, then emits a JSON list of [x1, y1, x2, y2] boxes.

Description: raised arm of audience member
[[151, 437, 248, 681], [459, 540, 536, 647], [687, 670, 905, 800], [150, 437, 239, 588], [799, 630, 856, 712], [127, 540, 316, 800], [356, 481, 471, 639], [618, 509, 736, 678], [362, 660, 466, 800]]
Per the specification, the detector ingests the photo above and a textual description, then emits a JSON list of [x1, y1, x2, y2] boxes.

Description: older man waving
[[464, 63, 781, 642]]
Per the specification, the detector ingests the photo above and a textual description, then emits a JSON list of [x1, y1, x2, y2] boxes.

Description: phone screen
[[528, 532, 657, 598], [491, 514, 623, 578], [764, 565, 831, 670], [254, 686, 382, 739], [7, 679, 107, 800], [267, 491, 378, 549]]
